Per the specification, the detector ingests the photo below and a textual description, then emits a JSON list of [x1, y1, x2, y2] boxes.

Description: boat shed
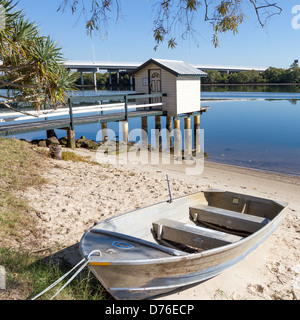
[[132, 58, 207, 117]]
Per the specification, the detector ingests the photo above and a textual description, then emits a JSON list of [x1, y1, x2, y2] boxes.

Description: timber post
[[194, 114, 201, 155], [155, 115, 161, 150], [184, 116, 192, 160], [173, 118, 181, 160], [102, 122, 108, 142], [121, 120, 129, 144], [67, 97, 76, 149], [67, 127, 76, 149], [141, 116, 148, 149], [166, 116, 172, 150]]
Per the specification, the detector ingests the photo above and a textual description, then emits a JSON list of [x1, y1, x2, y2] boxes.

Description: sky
[[14, 0, 300, 69]]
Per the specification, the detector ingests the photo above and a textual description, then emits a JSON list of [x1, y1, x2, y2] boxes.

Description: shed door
[[149, 69, 161, 103]]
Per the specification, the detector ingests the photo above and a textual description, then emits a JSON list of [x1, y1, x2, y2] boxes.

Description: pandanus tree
[[0, 0, 77, 116]]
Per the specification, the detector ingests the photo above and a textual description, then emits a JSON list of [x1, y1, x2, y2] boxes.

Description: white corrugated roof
[[152, 59, 207, 76], [132, 59, 207, 77]]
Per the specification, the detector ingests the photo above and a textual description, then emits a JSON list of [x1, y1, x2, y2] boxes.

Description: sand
[[21, 147, 300, 300]]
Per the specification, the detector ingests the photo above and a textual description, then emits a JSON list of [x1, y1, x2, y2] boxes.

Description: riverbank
[[13, 144, 300, 300]]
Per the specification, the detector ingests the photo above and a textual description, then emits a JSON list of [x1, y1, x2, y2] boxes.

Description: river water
[[1, 88, 300, 176]]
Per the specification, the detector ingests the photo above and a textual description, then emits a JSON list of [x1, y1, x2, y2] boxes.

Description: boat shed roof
[[132, 58, 207, 77]]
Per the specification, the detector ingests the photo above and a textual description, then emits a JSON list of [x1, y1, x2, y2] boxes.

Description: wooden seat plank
[[152, 219, 242, 250], [190, 204, 270, 234]]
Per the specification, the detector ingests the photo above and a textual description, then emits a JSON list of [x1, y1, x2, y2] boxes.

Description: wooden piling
[[155, 116, 161, 150], [141, 117, 148, 148], [184, 117, 192, 159], [166, 116, 172, 150], [102, 122, 108, 141], [121, 121, 129, 144], [67, 127, 76, 149], [173, 118, 181, 160], [194, 115, 200, 154]]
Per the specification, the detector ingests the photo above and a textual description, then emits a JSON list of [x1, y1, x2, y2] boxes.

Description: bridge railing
[[68, 92, 166, 130]]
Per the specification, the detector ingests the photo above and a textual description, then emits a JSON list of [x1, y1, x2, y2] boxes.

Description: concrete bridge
[[64, 60, 267, 88]]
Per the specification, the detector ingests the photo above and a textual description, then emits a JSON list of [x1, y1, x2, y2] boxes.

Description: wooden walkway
[[0, 108, 166, 137], [0, 93, 167, 137]]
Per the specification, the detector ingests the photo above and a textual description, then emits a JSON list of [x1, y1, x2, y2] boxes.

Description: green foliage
[[202, 63, 300, 85], [58, 1, 282, 49], [0, 0, 77, 112]]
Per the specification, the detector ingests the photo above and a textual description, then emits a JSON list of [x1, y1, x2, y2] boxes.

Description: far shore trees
[[201, 63, 300, 85], [0, 0, 77, 116]]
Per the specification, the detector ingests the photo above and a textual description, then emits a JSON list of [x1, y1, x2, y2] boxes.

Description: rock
[[46, 136, 59, 146], [76, 138, 86, 148], [82, 139, 98, 149], [38, 140, 47, 147], [79, 135, 86, 141], [31, 139, 40, 145], [49, 144, 62, 160], [59, 136, 68, 146]]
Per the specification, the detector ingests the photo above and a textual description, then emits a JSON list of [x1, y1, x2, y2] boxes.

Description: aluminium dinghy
[[80, 190, 287, 300]]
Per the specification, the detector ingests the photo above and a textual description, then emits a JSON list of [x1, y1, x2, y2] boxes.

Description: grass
[[0, 138, 47, 245], [61, 150, 92, 162], [0, 248, 107, 300], [0, 138, 109, 300]]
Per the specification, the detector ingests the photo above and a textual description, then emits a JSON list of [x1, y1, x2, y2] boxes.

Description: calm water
[[201, 91, 300, 176], [1, 89, 300, 176]]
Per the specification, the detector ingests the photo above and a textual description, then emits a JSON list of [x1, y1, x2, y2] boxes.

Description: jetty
[[0, 59, 209, 154]]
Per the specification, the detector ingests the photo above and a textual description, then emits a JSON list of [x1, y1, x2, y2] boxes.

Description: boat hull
[[80, 190, 287, 300]]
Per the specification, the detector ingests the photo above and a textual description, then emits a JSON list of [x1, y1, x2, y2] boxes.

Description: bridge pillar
[[93, 71, 97, 90], [109, 71, 112, 85], [117, 70, 120, 85], [81, 71, 84, 86]]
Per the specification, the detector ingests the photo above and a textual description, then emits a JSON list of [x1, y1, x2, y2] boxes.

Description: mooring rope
[[31, 249, 101, 300]]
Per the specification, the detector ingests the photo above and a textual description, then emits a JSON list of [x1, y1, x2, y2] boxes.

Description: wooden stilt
[[173, 118, 181, 160], [102, 122, 108, 142], [141, 117, 148, 148], [184, 117, 192, 160], [166, 116, 172, 150], [46, 129, 57, 139], [67, 127, 76, 149], [155, 116, 161, 150], [194, 115, 200, 155], [121, 121, 129, 144]]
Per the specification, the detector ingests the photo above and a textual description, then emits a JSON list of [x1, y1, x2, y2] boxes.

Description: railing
[[68, 93, 166, 130]]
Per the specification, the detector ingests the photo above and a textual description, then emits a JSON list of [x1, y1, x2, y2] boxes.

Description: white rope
[[31, 250, 101, 300]]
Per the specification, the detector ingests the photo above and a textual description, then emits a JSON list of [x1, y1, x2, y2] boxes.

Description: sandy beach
[[19, 147, 300, 300]]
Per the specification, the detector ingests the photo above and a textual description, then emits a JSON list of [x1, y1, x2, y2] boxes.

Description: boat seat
[[152, 219, 242, 250], [189, 204, 270, 234]]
